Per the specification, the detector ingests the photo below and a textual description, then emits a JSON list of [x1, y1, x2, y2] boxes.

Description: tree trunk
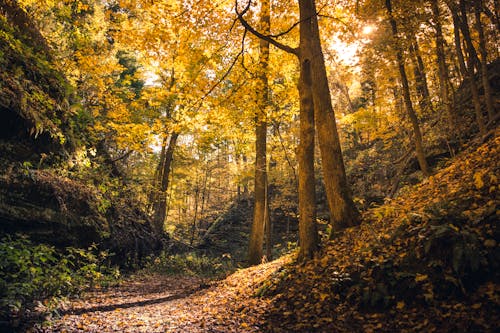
[[431, 0, 456, 134], [264, 181, 272, 260], [152, 132, 178, 234], [450, 6, 468, 84], [199, 166, 209, 235], [190, 184, 200, 246], [386, 0, 430, 176], [409, 38, 432, 115], [248, 0, 270, 265], [297, 55, 318, 260], [474, 0, 496, 121], [299, 0, 360, 238], [456, 0, 486, 134], [148, 135, 167, 214]]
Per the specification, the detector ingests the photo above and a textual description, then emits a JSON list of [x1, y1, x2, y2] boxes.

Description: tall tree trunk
[[297, 55, 318, 260], [386, 0, 430, 176], [456, 0, 486, 134], [148, 135, 167, 214], [450, 8, 467, 80], [264, 179, 272, 260], [152, 132, 178, 234], [409, 38, 433, 115], [431, 0, 456, 133], [474, 0, 496, 121], [190, 184, 200, 246], [248, 0, 270, 265], [199, 166, 209, 230], [458, 0, 481, 70], [299, 0, 360, 239]]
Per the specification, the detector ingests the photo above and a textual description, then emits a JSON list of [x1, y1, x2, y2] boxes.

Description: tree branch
[[269, 19, 301, 38], [317, 14, 356, 36], [111, 150, 133, 163], [235, 0, 299, 56]]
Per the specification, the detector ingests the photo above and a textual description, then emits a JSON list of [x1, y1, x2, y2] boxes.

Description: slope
[[259, 128, 499, 332]]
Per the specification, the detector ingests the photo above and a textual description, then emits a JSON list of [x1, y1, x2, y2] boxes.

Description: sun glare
[[362, 25, 376, 35]]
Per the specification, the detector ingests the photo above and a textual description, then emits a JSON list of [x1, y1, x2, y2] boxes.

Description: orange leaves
[[473, 170, 485, 189]]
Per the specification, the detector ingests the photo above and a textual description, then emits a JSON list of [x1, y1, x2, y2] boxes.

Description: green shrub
[[143, 251, 233, 277], [0, 235, 119, 319]]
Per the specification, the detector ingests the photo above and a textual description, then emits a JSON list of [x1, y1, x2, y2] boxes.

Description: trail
[[33, 259, 288, 333]]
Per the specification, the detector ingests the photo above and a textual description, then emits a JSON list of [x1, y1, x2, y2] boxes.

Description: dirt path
[[31, 259, 288, 333], [32, 275, 208, 332]]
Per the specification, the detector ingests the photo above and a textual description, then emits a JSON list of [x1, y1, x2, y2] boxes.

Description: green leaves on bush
[[0, 235, 119, 319], [143, 251, 232, 277]]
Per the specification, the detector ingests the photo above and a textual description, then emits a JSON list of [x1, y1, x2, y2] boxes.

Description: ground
[[31, 258, 288, 333]]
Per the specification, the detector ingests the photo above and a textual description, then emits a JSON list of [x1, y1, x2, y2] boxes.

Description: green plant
[[0, 235, 119, 320], [143, 251, 232, 277]]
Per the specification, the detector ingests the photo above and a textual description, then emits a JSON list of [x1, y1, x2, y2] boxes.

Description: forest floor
[[31, 259, 288, 333]]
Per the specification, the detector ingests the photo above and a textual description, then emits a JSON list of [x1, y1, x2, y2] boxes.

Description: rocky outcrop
[[0, 164, 165, 264]]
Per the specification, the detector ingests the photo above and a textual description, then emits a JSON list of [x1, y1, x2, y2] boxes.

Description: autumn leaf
[[415, 274, 428, 282], [473, 171, 485, 189]]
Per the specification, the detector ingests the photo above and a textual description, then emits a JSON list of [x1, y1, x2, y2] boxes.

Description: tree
[[385, 0, 430, 176], [237, 0, 360, 259], [248, 0, 271, 265], [474, 0, 496, 122], [431, 0, 455, 135], [151, 132, 179, 234], [300, 0, 360, 236], [451, 0, 486, 135]]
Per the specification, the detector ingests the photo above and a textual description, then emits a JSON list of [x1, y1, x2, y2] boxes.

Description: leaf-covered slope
[[259, 129, 499, 332]]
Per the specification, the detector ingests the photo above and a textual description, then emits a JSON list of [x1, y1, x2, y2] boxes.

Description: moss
[[0, 12, 73, 148]]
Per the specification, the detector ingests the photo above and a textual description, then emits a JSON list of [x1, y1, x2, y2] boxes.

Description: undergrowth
[[142, 251, 235, 278], [0, 235, 120, 322]]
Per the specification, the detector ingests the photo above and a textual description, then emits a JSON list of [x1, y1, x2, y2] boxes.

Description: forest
[[0, 0, 498, 331]]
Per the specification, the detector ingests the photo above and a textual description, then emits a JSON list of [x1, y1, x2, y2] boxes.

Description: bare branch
[[111, 150, 133, 163], [235, 0, 299, 56]]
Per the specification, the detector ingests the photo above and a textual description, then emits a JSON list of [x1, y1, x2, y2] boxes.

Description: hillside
[[257, 130, 499, 332]]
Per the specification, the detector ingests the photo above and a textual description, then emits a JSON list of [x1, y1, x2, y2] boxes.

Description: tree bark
[[409, 38, 432, 115], [450, 8, 467, 80], [148, 135, 167, 214], [299, 0, 360, 238], [474, 0, 496, 121], [431, 0, 456, 134], [152, 132, 178, 234], [248, 0, 270, 265], [190, 184, 200, 246], [386, 0, 430, 176], [264, 180, 272, 260], [456, 0, 486, 134], [297, 55, 318, 260]]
